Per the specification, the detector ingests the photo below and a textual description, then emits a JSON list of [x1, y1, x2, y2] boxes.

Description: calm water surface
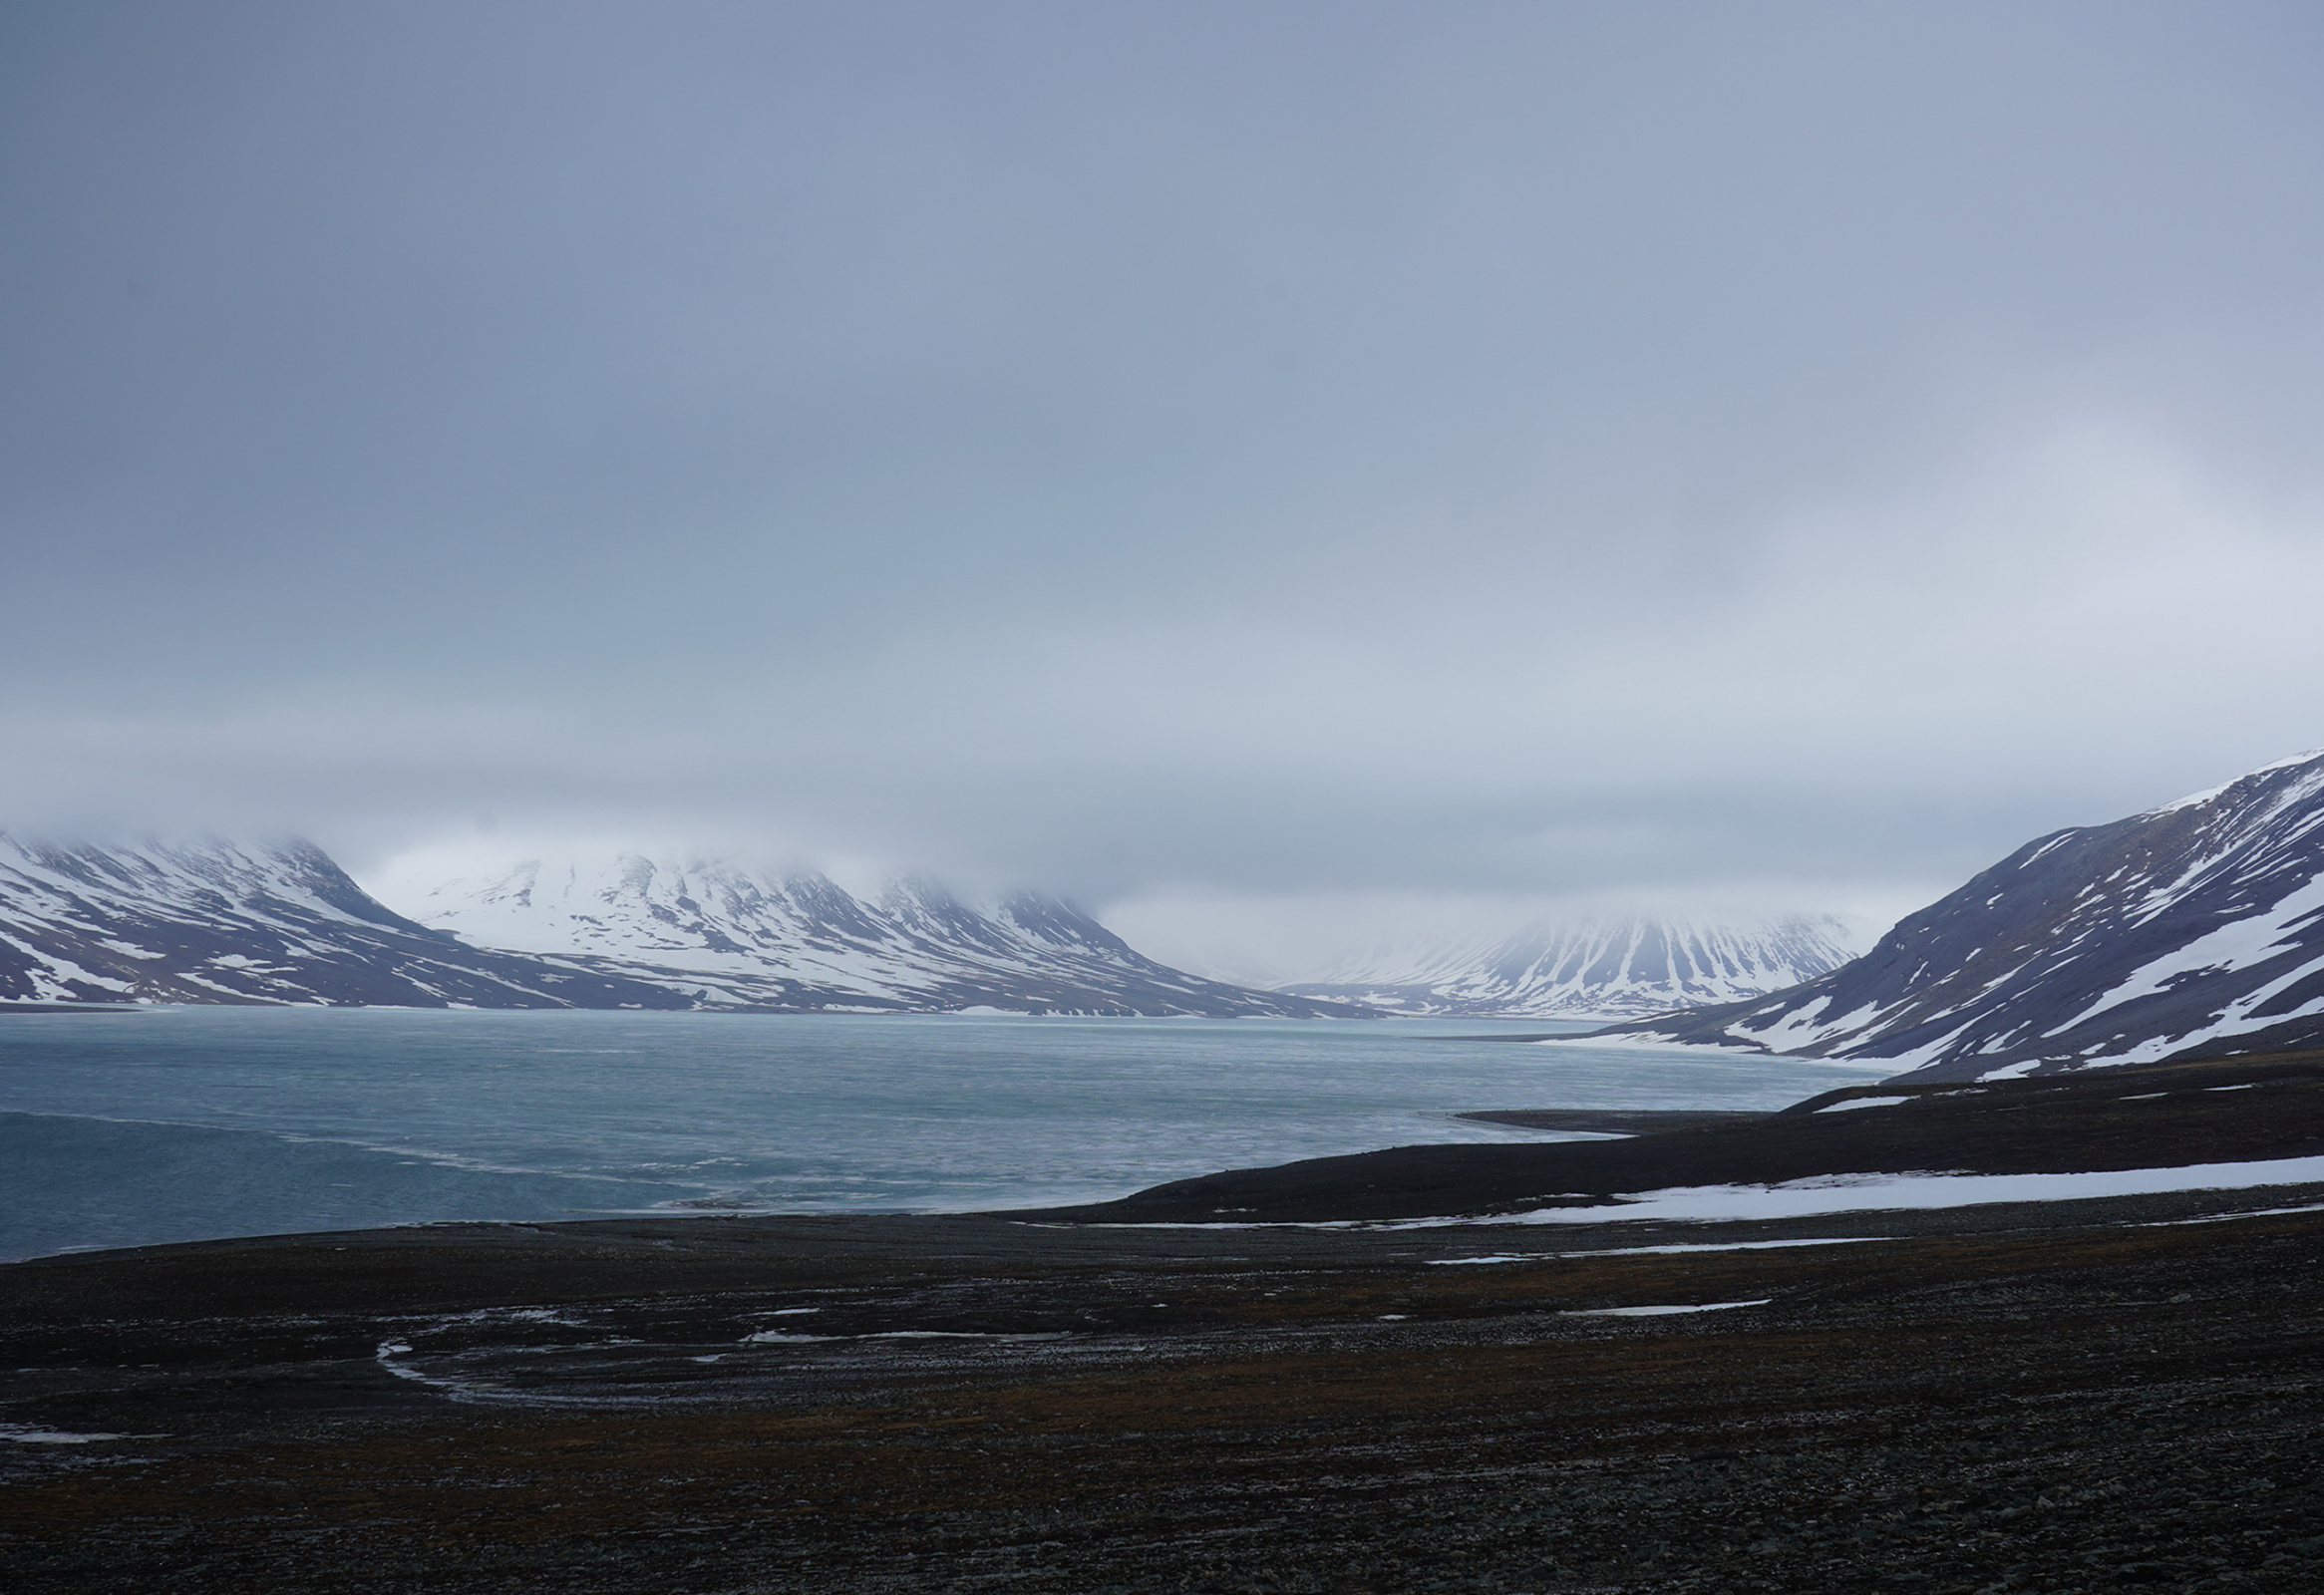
[[0, 1008, 1891, 1259]]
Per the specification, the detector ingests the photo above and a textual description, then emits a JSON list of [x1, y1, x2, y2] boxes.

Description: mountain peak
[[1606, 750, 2324, 1078], [2147, 747, 2324, 816]]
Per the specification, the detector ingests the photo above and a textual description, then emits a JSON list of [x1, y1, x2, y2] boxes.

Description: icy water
[[0, 1008, 1892, 1260]]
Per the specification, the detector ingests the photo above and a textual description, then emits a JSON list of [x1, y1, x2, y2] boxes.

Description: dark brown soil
[[7, 1180, 2324, 1594]]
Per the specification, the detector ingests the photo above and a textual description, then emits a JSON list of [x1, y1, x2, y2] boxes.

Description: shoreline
[[1454, 1107, 1771, 1132], [1017, 1048, 2324, 1224], [10, 1048, 2324, 1590]]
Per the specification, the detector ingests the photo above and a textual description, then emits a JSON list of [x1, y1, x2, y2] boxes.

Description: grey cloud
[[6, 1, 2324, 920]]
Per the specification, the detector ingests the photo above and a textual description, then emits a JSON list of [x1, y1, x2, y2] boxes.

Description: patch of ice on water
[[1566, 1299, 1773, 1317]]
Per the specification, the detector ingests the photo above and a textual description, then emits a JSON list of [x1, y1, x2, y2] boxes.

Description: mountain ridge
[[382, 851, 1364, 1017], [1591, 750, 2324, 1079], [0, 835, 1368, 1017]]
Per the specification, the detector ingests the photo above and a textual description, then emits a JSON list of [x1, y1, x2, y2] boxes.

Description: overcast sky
[[7, 1, 2324, 952]]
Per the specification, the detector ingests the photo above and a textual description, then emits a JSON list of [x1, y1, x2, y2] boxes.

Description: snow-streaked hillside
[[0, 834, 690, 1008], [1600, 750, 2324, 1079], [1275, 910, 1864, 1018], [368, 851, 1369, 1017]]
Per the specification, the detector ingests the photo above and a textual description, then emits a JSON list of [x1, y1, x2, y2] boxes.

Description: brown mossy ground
[[7, 1183, 2324, 1593]]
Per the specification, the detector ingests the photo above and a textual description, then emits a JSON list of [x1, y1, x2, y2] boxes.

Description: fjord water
[[0, 1008, 1891, 1260]]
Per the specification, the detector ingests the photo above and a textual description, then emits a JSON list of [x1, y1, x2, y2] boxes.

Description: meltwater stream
[[0, 1008, 1892, 1260]]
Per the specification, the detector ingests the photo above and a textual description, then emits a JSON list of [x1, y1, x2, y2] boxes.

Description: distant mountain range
[[0, 836, 1365, 1017], [39, 743, 2324, 1058], [1602, 750, 2324, 1079], [1275, 911, 1864, 1019]]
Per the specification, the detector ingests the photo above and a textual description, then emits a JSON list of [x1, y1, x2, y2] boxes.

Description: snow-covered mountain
[[368, 851, 1369, 1017], [1275, 911, 1863, 1018], [0, 834, 691, 1008], [1602, 751, 2324, 1079], [0, 835, 1368, 1016]]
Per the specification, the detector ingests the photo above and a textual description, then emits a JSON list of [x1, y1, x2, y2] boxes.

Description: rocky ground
[[6, 1174, 2324, 1594]]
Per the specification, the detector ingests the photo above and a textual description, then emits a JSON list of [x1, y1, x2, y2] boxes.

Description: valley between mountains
[[15, 750, 2324, 1065], [0, 839, 1857, 1020], [15, 749, 2324, 1076]]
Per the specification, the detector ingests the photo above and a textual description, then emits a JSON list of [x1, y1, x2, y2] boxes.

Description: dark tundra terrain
[[8, 1049, 2324, 1594]]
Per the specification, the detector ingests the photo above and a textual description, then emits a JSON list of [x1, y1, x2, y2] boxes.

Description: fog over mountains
[[1275, 911, 1865, 1019], [0, 830, 1889, 1023], [0, 837, 1362, 1017], [1605, 751, 2324, 1079], [371, 852, 1360, 1018], [22, 747, 2324, 1061]]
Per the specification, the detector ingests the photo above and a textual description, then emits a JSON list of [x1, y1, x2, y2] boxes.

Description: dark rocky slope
[[1599, 749, 2324, 1079]]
